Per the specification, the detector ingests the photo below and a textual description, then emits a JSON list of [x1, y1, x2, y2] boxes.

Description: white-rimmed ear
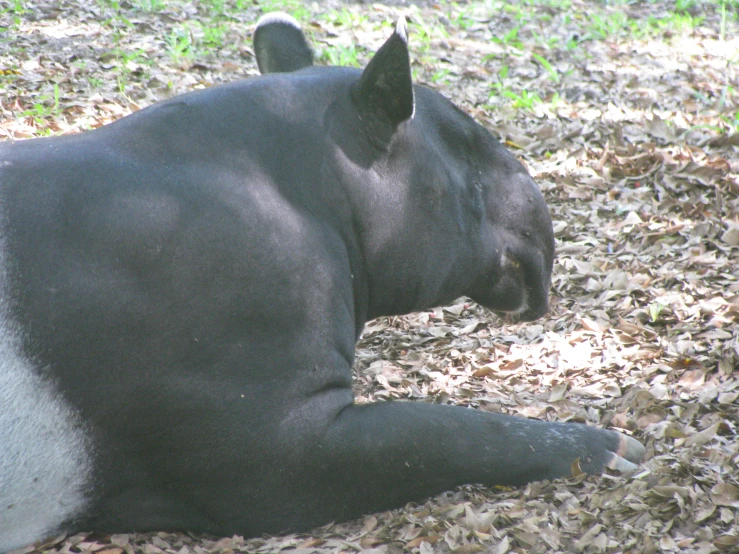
[[350, 17, 415, 148], [254, 12, 313, 74]]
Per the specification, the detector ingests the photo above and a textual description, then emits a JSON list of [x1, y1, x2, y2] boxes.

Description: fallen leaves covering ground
[[2, 0, 738, 553]]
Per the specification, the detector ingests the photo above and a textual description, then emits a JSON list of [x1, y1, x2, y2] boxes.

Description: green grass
[[318, 45, 363, 68], [98, 46, 152, 93], [431, 68, 453, 85], [257, 0, 311, 22], [201, 0, 226, 17], [583, 11, 629, 40], [532, 53, 560, 83], [167, 25, 195, 63], [411, 14, 449, 56], [201, 24, 228, 48], [491, 25, 524, 50], [326, 7, 369, 29], [504, 89, 543, 110], [523, 0, 572, 7], [18, 84, 62, 131], [730, 111, 739, 132], [130, 0, 165, 11]]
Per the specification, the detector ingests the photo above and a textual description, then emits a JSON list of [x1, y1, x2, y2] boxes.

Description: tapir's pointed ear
[[254, 12, 314, 74], [350, 17, 415, 147]]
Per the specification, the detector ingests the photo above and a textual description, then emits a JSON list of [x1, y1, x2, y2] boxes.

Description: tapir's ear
[[254, 12, 314, 74], [350, 17, 414, 147]]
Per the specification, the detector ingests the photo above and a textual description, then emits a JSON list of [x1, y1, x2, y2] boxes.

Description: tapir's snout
[[515, 289, 550, 322], [489, 242, 552, 323], [502, 175, 555, 323], [472, 171, 554, 323]]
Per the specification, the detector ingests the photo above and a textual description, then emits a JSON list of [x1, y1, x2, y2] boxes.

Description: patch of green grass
[[491, 25, 524, 50], [201, 0, 226, 17], [19, 83, 61, 128], [88, 75, 105, 90], [648, 302, 666, 323], [257, 0, 311, 22], [486, 64, 558, 114], [167, 25, 195, 63], [102, 47, 151, 92], [674, 0, 696, 11], [326, 7, 368, 29], [501, 2, 531, 24], [532, 52, 559, 83], [131, 0, 165, 11], [716, 110, 739, 133], [718, 0, 736, 40], [583, 11, 629, 40], [98, 0, 134, 30], [0, 0, 25, 29], [547, 91, 562, 109], [319, 44, 362, 68], [636, 11, 706, 38], [531, 29, 562, 49], [411, 14, 449, 55], [664, 11, 705, 30], [717, 85, 738, 130], [162, 20, 230, 57], [201, 24, 228, 49], [431, 68, 452, 85], [503, 88, 543, 111], [522, 0, 571, 8], [0, 22, 19, 35], [446, 3, 476, 30]]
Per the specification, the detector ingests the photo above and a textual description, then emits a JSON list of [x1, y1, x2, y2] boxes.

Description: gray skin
[[0, 14, 644, 552]]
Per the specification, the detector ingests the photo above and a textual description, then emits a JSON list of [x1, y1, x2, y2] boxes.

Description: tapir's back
[[1, 68, 348, 181]]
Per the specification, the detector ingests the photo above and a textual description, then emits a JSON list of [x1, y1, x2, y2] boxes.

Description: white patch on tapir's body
[[0, 220, 92, 552]]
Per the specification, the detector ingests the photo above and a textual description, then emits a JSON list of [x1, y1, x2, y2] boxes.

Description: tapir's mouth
[[470, 245, 551, 323], [493, 295, 548, 323], [495, 302, 548, 324], [489, 250, 550, 323]]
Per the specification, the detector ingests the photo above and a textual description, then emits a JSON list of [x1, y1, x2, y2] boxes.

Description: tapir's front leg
[[238, 395, 645, 535]]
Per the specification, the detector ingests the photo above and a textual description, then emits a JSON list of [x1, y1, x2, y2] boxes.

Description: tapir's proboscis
[[0, 14, 645, 552]]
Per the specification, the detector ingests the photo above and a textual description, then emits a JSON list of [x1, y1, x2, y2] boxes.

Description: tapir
[[0, 13, 644, 552]]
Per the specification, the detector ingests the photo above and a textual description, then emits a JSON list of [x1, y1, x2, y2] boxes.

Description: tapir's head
[[254, 13, 554, 322]]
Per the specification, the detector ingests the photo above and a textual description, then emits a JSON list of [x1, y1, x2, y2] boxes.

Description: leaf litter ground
[[1, 0, 738, 553]]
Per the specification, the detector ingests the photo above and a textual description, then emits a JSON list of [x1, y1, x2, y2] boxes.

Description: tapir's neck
[[329, 148, 481, 324]]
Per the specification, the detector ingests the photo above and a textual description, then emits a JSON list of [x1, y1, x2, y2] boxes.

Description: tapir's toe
[[617, 433, 646, 463], [606, 453, 639, 473], [605, 433, 645, 472]]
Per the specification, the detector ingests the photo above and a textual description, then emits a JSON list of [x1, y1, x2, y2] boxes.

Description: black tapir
[[0, 13, 644, 552]]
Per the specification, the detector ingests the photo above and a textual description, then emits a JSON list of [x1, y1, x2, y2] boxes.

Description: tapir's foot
[[511, 417, 647, 484], [552, 423, 645, 480]]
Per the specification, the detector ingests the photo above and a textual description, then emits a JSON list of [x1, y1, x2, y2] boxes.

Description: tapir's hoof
[[605, 432, 646, 472]]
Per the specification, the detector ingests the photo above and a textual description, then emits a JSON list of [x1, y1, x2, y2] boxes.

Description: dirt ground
[[1, 0, 738, 552]]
